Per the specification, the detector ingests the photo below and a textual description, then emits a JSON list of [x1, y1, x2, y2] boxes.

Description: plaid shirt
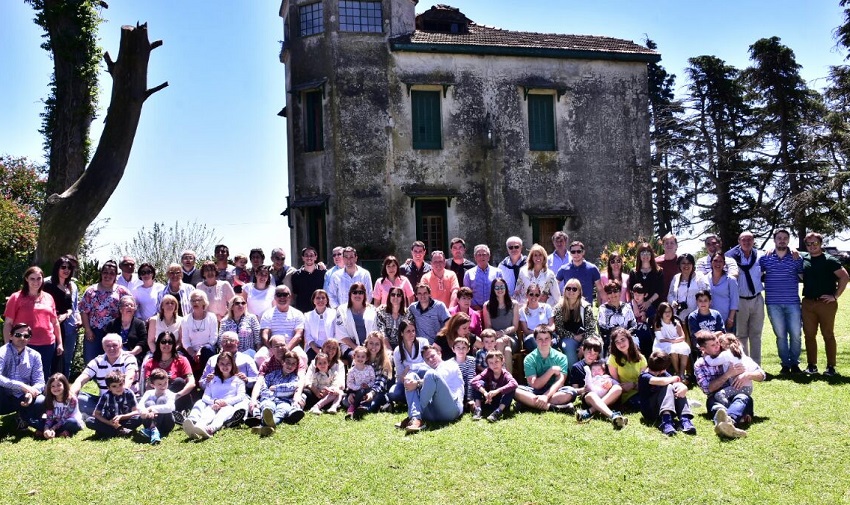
[[694, 357, 726, 396]]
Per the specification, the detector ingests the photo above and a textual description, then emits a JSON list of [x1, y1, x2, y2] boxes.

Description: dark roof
[[391, 23, 659, 63]]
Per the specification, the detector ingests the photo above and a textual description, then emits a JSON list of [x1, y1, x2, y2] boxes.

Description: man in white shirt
[[397, 345, 464, 432]]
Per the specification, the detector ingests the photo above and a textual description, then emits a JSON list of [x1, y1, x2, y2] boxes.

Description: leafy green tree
[[111, 221, 221, 282], [26, 0, 168, 264], [681, 56, 765, 248], [743, 36, 833, 248]]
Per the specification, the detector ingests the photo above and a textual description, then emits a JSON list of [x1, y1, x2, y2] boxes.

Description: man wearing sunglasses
[[555, 241, 604, 305], [257, 286, 306, 370], [0, 323, 45, 430], [498, 236, 527, 298], [800, 232, 849, 377]]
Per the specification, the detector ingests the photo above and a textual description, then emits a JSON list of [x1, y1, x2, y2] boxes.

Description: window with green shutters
[[304, 90, 323, 152], [411, 90, 442, 150], [528, 94, 556, 151]]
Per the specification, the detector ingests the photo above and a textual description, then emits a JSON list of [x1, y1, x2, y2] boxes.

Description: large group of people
[[1, 230, 847, 441]]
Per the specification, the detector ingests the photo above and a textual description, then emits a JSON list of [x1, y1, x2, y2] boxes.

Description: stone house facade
[[280, 1, 659, 262]]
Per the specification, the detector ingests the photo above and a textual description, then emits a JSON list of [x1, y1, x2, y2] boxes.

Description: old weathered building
[[280, 1, 659, 262]]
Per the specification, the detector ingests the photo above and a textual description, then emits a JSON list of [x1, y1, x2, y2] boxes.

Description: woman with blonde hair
[[553, 278, 597, 366], [514, 243, 560, 305]]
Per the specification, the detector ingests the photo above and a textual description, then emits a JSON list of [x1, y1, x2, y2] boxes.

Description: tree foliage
[[111, 221, 220, 282]]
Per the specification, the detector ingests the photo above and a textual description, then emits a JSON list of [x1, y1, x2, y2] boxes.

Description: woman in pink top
[[372, 256, 414, 306], [3, 266, 61, 382]]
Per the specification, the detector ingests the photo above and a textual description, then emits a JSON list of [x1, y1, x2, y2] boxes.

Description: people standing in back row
[[463, 244, 502, 312], [448, 237, 476, 283], [800, 232, 848, 377], [400, 241, 431, 289], [759, 229, 804, 375], [725, 231, 764, 364], [498, 236, 527, 299], [328, 247, 373, 308], [555, 241, 604, 305]]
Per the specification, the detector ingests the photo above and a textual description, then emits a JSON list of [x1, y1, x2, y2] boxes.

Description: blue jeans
[[707, 392, 753, 424], [29, 343, 56, 384], [254, 398, 300, 425], [766, 303, 802, 367], [0, 391, 44, 426], [61, 319, 79, 379], [85, 415, 142, 437], [405, 370, 461, 422], [83, 327, 107, 365], [34, 417, 84, 435]]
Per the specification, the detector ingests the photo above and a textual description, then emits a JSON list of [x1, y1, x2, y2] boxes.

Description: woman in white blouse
[[514, 243, 561, 305], [667, 253, 710, 327], [304, 289, 337, 361], [242, 265, 275, 318], [180, 289, 219, 378], [334, 282, 378, 362]]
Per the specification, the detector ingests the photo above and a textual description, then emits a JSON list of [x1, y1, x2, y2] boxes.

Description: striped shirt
[[260, 306, 305, 344], [0, 344, 44, 395], [456, 355, 476, 401], [759, 252, 803, 305], [81, 352, 139, 395]]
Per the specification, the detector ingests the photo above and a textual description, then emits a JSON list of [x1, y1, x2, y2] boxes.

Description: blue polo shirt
[[555, 261, 601, 304]]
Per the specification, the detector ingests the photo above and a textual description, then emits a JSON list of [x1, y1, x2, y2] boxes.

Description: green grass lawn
[[3, 303, 850, 505]]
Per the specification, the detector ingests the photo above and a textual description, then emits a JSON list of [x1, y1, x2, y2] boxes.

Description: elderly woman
[[43, 256, 80, 378], [80, 260, 132, 364], [131, 263, 164, 321], [243, 265, 275, 317], [105, 295, 148, 365], [157, 263, 195, 317], [180, 290, 219, 377], [335, 282, 378, 362], [376, 286, 413, 350], [196, 260, 236, 320], [514, 243, 560, 305], [304, 289, 337, 362], [4, 266, 62, 381], [518, 283, 555, 352], [553, 278, 597, 366], [667, 253, 710, 325], [142, 331, 196, 411], [219, 295, 261, 357], [372, 256, 414, 306]]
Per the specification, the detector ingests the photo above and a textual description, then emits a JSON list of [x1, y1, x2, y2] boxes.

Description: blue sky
[[0, 0, 846, 262]]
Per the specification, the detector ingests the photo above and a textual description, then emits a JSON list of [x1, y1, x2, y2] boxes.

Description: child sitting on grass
[[475, 329, 498, 374], [638, 350, 696, 436], [138, 368, 176, 444], [307, 352, 344, 414], [345, 346, 375, 419], [86, 370, 141, 438], [471, 350, 518, 422], [37, 373, 83, 439]]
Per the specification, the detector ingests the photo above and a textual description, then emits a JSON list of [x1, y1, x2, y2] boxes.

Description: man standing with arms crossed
[[801, 232, 849, 376]]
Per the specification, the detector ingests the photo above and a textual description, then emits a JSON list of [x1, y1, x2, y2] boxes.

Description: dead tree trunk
[[34, 22, 167, 264]]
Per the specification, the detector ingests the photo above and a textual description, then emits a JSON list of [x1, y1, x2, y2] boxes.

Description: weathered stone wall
[[284, 0, 652, 262]]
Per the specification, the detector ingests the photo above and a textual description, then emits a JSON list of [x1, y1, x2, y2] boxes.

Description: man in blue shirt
[[759, 229, 804, 375], [463, 244, 502, 311], [556, 241, 604, 305], [0, 323, 45, 429]]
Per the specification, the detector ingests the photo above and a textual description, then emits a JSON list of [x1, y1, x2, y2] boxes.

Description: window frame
[[415, 199, 448, 254], [411, 89, 442, 150], [339, 1, 383, 33], [299, 2, 324, 37], [303, 89, 324, 152], [527, 92, 557, 151]]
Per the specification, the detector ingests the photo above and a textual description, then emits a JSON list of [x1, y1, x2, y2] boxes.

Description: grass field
[[2, 303, 849, 505]]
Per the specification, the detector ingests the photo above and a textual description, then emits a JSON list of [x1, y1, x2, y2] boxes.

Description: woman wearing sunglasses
[[335, 282, 377, 363], [553, 278, 597, 367]]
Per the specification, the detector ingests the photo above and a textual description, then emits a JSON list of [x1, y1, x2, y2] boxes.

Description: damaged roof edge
[[389, 41, 661, 63]]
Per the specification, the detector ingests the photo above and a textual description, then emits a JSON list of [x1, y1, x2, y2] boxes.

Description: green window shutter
[[412, 90, 442, 149], [528, 94, 555, 151]]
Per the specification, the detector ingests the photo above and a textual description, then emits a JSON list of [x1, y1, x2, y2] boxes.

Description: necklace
[[193, 317, 206, 332]]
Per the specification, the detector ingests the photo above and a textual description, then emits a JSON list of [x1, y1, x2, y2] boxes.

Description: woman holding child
[[606, 327, 646, 406], [143, 331, 196, 411]]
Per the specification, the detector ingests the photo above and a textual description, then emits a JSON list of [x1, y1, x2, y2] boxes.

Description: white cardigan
[[304, 307, 337, 350], [334, 304, 378, 349]]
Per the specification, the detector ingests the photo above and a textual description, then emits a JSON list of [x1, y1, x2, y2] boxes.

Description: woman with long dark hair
[[42, 255, 80, 378]]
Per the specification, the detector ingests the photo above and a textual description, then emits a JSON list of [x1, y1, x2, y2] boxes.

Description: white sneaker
[[714, 421, 747, 439], [713, 408, 730, 424], [182, 419, 197, 439]]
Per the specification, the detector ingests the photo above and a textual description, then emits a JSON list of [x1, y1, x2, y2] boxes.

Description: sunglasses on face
[[333, 252, 343, 257], [59, 265, 71, 270], [508, 245, 521, 250], [160, 340, 174, 345], [275, 292, 291, 298], [527, 293, 541, 298], [13, 332, 31, 339], [564, 286, 579, 292], [610, 259, 622, 264], [570, 250, 583, 254], [139, 271, 153, 276], [352, 290, 366, 295], [232, 301, 247, 306], [805, 241, 819, 246], [604, 289, 619, 294], [390, 292, 403, 298], [494, 285, 506, 291]]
